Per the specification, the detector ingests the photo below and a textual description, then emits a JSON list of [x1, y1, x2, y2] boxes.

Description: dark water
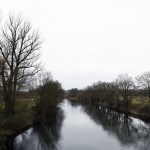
[[13, 100, 150, 150]]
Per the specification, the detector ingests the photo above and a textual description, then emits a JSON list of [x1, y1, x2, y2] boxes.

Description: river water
[[13, 99, 150, 150]]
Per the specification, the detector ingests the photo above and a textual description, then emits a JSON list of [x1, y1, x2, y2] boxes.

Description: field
[[0, 99, 36, 146]]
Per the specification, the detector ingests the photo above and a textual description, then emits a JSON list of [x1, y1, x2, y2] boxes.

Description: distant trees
[[116, 74, 135, 108], [66, 88, 79, 99], [135, 72, 150, 100], [0, 14, 41, 113], [67, 73, 150, 110], [67, 82, 120, 107]]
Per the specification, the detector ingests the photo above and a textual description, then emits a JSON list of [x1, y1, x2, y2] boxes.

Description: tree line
[[67, 72, 150, 110], [0, 14, 64, 114]]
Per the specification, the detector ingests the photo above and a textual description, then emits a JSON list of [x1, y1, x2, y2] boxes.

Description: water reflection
[[73, 101, 150, 150], [13, 100, 150, 150], [13, 107, 64, 150]]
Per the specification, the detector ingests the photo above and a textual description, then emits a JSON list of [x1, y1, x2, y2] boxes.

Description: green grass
[[15, 98, 36, 111], [0, 99, 36, 143], [132, 96, 150, 106], [132, 97, 143, 105]]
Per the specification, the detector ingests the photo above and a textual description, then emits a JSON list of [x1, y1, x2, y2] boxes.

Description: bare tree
[[135, 71, 150, 101], [0, 14, 41, 113], [116, 74, 135, 109]]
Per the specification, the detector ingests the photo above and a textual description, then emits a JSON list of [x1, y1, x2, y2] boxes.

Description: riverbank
[[97, 101, 150, 122], [69, 97, 150, 122], [0, 99, 36, 150]]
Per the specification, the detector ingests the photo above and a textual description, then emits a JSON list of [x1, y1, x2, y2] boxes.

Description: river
[[13, 99, 150, 150]]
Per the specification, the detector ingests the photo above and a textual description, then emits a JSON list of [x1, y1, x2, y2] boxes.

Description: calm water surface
[[13, 100, 150, 150]]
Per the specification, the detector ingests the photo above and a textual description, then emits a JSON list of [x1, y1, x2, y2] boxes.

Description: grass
[[131, 96, 150, 106], [0, 96, 150, 145], [127, 96, 150, 119], [0, 99, 36, 144], [131, 97, 143, 105]]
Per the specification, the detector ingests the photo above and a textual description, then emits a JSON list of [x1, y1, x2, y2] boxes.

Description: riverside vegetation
[[0, 72, 64, 149], [67, 73, 150, 122], [0, 13, 150, 150], [0, 14, 64, 149]]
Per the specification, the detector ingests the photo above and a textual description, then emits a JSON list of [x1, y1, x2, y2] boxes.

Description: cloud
[[1, 0, 150, 89]]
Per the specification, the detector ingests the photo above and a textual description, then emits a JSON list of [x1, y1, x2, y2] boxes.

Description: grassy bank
[[97, 97, 150, 122], [69, 96, 150, 122], [0, 99, 36, 149]]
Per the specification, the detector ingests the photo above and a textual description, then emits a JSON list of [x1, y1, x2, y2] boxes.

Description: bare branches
[[0, 14, 42, 112], [116, 74, 135, 91], [135, 72, 150, 89], [135, 72, 150, 100], [115, 74, 135, 108]]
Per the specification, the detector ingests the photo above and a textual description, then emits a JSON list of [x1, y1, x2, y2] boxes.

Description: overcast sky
[[1, 0, 150, 90]]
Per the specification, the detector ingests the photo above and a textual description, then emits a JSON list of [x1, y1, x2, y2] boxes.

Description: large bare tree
[[0, 14, 41, 113], [116, 74, 135, 109], [135, 71, 150, 101]]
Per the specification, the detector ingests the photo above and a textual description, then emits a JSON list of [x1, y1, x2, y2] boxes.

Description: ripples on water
[[13, 99, 150, 150]]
